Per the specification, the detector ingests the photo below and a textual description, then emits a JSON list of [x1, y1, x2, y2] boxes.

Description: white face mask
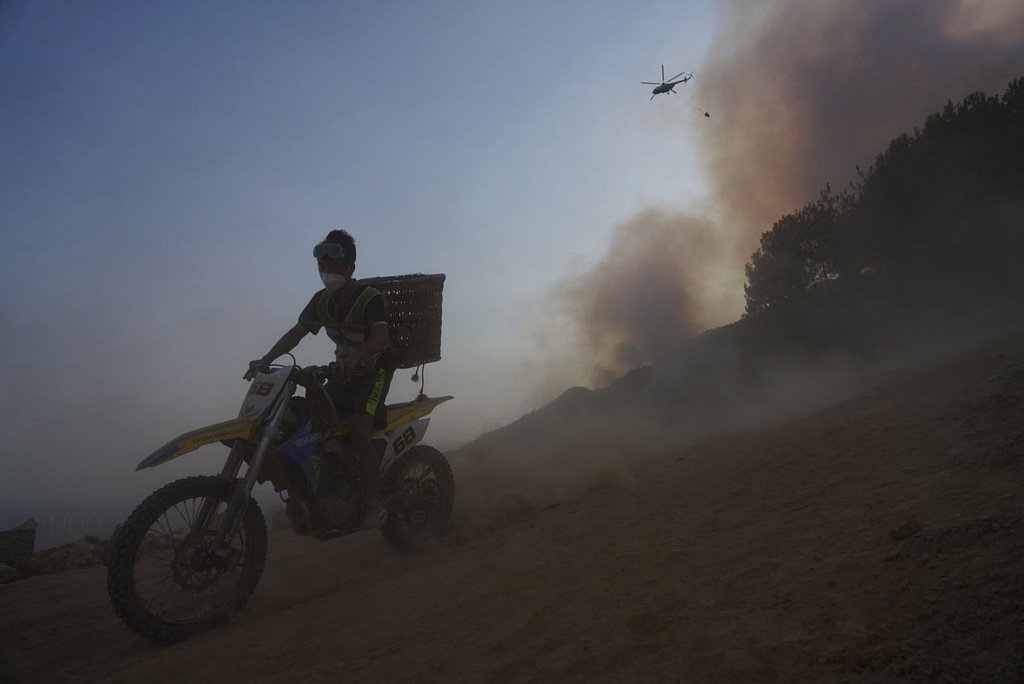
[[319, 272, 347, 292]]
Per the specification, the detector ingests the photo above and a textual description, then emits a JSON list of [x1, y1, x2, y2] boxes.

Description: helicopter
[[642, 65, 693, 100]]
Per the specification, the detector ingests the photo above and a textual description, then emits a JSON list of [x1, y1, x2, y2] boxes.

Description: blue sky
[[0, 1, 717, 505]]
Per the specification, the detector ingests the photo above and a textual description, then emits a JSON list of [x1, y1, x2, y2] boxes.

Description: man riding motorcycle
[[248, 228, 394, 528]]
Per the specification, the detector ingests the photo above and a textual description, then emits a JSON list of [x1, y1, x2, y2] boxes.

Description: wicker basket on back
[[362, 273, 445, 369]]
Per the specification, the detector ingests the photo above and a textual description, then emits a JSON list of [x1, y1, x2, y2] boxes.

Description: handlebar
[[301, 364, 333, 384], [243, 360, 334, 384]]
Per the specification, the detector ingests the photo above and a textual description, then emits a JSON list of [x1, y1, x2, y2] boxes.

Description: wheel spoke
[[172, 503, 191, 534], [154, 513, 172, 538], [183, 498, 197, 529]]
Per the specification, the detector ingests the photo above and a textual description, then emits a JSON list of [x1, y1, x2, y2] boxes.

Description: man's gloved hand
[[245, 359, 269, 380]]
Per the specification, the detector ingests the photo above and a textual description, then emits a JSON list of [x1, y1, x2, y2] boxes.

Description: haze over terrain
[[2, 0, 1023, 530], [4, 331, 1024, 682]]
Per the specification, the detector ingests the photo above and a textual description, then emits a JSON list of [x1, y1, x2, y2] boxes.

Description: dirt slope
[[3, 334, 1023, 683]]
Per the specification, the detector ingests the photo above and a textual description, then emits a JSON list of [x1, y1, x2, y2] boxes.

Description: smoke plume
[[547, 209, 722, 386], [548, 0, 1024, 385], [698, 0, 1024, 260]]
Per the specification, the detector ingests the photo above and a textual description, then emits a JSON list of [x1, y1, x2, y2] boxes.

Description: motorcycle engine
[[309, 455, 361, 529]]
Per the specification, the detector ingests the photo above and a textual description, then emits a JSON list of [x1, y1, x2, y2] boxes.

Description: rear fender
[[323, 395, 453, 441], [380, 418, 431, 473], [136, 418, 255, 471]]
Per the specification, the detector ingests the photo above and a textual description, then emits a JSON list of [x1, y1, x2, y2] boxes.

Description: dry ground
[[2, 334, 1023, 683]]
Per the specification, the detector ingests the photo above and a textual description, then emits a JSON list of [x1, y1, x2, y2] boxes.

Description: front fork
[[195, 385, 294, 552]]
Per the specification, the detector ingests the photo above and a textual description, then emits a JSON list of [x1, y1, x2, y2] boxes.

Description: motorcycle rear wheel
[[107, 475, 267, 643], [382, 445, 454, 552]]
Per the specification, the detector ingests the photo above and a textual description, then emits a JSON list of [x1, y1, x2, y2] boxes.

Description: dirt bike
[[106, 360, 454, 643]]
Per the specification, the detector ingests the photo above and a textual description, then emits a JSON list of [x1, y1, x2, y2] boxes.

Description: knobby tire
[[382, 444, 455, 552], [106, 475, 267, 643]]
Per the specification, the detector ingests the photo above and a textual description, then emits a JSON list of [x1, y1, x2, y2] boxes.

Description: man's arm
[[256, 323, 310, 366]]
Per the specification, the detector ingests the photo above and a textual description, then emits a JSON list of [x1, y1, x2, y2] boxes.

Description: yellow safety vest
[[316, 285, 387, 375]]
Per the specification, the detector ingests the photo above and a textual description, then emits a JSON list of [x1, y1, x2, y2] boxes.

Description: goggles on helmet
[[313, 242, 347, 260]]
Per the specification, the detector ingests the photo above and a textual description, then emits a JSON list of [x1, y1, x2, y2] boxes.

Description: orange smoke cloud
[[548, 209, 721, 386], [547, 0, 1024, 385]]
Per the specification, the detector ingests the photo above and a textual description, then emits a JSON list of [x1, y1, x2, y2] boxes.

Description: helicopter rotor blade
[[667, 70, 689, 83], [650, 93, 657, 101], [661, 64, 665, 82], [641, 82, 660, 85]]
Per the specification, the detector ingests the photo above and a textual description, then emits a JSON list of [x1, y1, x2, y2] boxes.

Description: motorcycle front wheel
[[107, 475, 267, 643]]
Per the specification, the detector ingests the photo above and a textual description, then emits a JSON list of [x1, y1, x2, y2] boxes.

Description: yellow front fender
[[136, 418, 255, 471]]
